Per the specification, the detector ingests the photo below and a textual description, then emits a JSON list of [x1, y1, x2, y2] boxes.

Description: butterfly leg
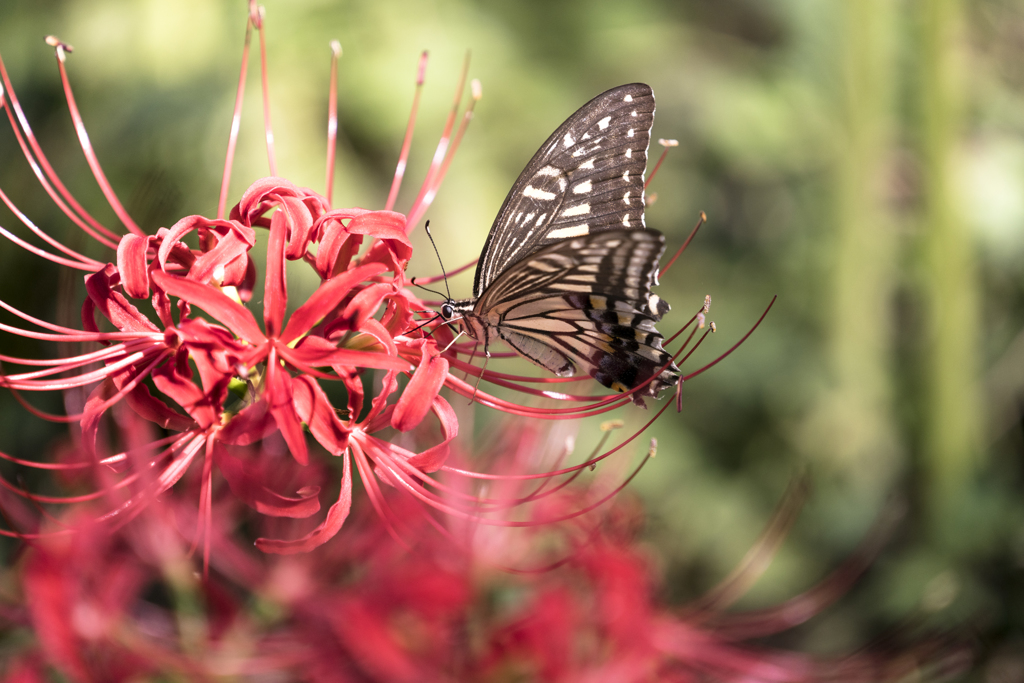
[[469, 344, 491, 405]]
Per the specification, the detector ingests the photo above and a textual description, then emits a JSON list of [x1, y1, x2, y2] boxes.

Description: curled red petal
[[405, 395, 457, 471], [216, 445, 321, 518], [85, 265, 160, 335], [292, 375, 350, 455], [279, 343, 410, 373], [188, 225, 255, 283], [342, 282, 394, 328], [279, 262, 388, 344], [150, 270, 266, 344], [151, 358, 222, 430], [280, 195, 316, 260], [391, 346, 449, 432], [234, 177, 300, 225], [219, 397, 277, 446], [315, 219, 360, 276], [254, 452, 352, 554], [346, 210, 409, 242], [115, 234, 151, 299], [263, 210, 289, 338], [265, 356, 308, 466], [124, 381, 194, 432]]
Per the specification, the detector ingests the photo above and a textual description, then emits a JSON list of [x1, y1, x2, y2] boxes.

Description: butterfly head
[[440, 302, 455, 320]]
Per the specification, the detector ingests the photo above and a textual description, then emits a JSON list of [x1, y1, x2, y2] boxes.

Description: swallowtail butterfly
[[440, 83, 680, 400]]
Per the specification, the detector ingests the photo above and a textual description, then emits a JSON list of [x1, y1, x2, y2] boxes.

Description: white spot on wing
[[578, 158, 595, 170], [561, 203, 591, 217], [536, 213, 547, 226], [624, 94, 633, 102], [547, 225, 590, 239], [623, 170, 630, 182], [523, 185, 557, 201], [631, 110, 638, 117], [598, 116, 611, 130], [622, 214, 631, 227], [536, 165, 561, 177], [625, 148, 632, 158], [573, 180, 592, 194], [563, 133, 575, 147], [623, 191, 631, 205], [627, 128, 635, 138]]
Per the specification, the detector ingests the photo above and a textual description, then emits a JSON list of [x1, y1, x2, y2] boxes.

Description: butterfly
[[439, 83, 680, 401]]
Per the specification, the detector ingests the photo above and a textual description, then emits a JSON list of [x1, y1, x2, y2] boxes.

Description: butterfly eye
[[441, 303, 455, 319]]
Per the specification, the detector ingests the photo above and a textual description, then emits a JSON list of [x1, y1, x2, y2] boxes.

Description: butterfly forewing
[[473, 83, 655, 296]]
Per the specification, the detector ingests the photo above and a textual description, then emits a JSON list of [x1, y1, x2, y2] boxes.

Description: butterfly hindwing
[[475, 229, 678, 397], [473, 83, 655, 296]]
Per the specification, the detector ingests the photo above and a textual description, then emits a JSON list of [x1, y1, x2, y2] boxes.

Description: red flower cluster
[[2, 487, 965, 682]]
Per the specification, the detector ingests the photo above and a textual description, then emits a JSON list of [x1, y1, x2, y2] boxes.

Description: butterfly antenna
[[423, 220, 453, 301], [409, 278, 449, 300], [405, 313, 443, 336]]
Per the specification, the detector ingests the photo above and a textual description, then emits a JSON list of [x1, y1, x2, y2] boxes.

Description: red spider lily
[[0, 1, 769, 561], [0, 9, 467, 558]]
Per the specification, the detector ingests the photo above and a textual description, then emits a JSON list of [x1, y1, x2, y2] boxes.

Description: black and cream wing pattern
[[444, 83, 680, 399]]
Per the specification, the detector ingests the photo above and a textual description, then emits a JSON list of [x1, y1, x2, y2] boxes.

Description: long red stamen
[[645, 138, 678, 189], [682, 296, 776, 382], [385, 51, 428, 211], [48, 38, 143, 236], [324, 41, 342, 205], [0, 50, 120, 247], [253, 5, 278, 176], [403, 52, 472, 233], [217, 7, 256, 219], [662, 211, 706, 276]]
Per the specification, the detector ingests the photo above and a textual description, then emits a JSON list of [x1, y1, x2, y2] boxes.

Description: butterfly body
[[442, 83, 680, 400]]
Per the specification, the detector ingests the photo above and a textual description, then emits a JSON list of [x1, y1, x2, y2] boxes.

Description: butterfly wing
[[475, 228, 679, 398], [472, 83, 655, 297]]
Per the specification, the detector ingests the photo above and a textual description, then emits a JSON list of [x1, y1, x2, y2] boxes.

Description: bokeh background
[[0, 0, 1022, 676]]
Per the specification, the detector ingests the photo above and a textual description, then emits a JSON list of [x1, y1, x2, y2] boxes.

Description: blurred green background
[[1, 0, 1022, 675]]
